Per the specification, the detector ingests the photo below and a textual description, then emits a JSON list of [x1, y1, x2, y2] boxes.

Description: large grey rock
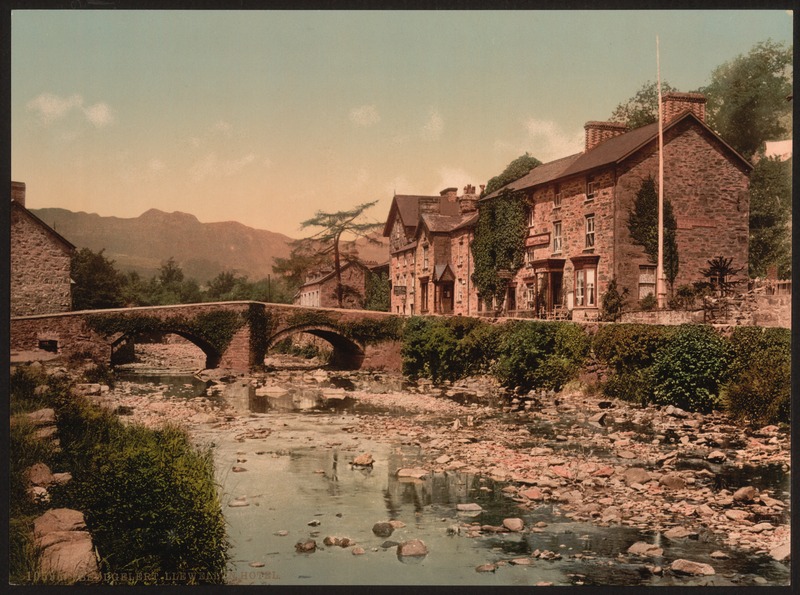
[[670, 559, 715, 576]]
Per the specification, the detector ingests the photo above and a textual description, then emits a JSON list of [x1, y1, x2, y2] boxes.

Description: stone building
[[383, 186, 479, 315], [481, 93, 752, 321], [294, 261, 371, 309], [11, 181, 76, 316]]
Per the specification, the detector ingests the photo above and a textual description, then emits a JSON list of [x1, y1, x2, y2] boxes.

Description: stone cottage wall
[[11, 209, 73, 316]]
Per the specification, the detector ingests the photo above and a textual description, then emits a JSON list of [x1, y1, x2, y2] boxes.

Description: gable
[[11, 202, 76, 253]]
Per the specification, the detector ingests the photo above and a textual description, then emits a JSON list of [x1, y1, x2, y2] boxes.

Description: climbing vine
[[628, 176, 679, 289], [87, 310, 246, 353], [283, 310, 404, 346], [470, 189, 528, 309]]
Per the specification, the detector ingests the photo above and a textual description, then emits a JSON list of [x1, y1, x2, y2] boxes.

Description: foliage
[[599, 278, 628, 321], [343, 316, 405, 345], [493, 321, 589, 392], [702, 40, 793, 161], [457, 322, 504, 376], [721, 327, 791, 425], [470, 189, 528, 309], [592, 323, 673, 405], [10, 364, 52, 415], [401, 316, 491, 381], [610, 80, 678, 128], [700, 256, 744, 296], [71, 248, 127, 310], [639, 293, 657, 311], [364, 270, 391, 311], [271, 240, 330, 294], [649, 324, 730, 412], [748, 156, 792, 278], [627, 176, 679, 288], [668, 284, 699, 310], [483, 153, 542, 196], [53, 390, 228, 584], [87, 310, 246, 354], [298, 201, 383, 308]]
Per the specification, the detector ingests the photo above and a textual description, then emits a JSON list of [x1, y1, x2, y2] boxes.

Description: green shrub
[[457, 321, 502, 375], [722, 326, 791, 425], [649, 324, 730, 412], [493, 321, 588, 391], [639, 293, 657, 311], [55, 394, 228, 584], [401, 317, 463, 382]]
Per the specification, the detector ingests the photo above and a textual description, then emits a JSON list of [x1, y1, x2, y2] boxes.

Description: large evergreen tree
[[627, 176, 679, 290], [71, 248, 126, 310]]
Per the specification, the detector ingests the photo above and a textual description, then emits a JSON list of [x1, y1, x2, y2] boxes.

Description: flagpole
[[656, 35, 666, 309]]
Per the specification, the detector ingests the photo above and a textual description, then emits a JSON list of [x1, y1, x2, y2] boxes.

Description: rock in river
[[372, 522, 394, 537], [627, 542, 664, 557], [352, 453, 374, 467], [670, 559, 715, 576], [502, 518, 524, 532], [732, 485, 757, 503], [397, 539, 428, 558], [295, 539, 317, 553]]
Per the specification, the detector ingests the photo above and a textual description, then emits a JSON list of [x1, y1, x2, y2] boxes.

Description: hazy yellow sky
[[11, 10, 793, 238]]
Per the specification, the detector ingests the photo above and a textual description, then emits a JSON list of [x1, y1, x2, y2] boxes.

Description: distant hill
[[32, 207, 389, 283]]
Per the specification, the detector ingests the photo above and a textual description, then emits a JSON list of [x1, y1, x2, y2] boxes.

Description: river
[[107, 359, 790, 587]]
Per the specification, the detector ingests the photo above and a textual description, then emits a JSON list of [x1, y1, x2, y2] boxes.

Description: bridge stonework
[[10, 302, 403, 373]]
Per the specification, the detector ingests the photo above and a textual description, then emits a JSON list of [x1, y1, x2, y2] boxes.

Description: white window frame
[[639, 265, 656, 300], [586, 176, 599, 201], [575, 267, 596, 307], [422, 245, 429, 270], [552, 221, 562, 254], [553, 184, 562, 208], [585, 214, 595, 248]]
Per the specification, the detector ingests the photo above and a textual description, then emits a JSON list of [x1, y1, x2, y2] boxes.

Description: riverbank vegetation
[[9, 365, 229, 585], [402, 318, 790, 425]]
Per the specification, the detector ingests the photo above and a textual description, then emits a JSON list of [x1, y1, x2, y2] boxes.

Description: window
[[585, 214, 595, 248], [586, 175, 599, 201], [525, 246, 535, 266], [420, 280, 429, 311], [457, 280, 464, 303], [575, 267, 596, 307], [422, 245, 429, 270], [552, 221, 562, 253], [639, 265, 656, 300], [553, 184, 562, 208], [527, 204, 536, 228]]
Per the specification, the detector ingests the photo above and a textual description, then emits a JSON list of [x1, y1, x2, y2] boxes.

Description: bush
[[639, 293, 657, 311], [722, 326, 790, 425], [649, 324, 730, 412], [457, 322, 503, 376], [599, 278, 628, 321], [401, 317, 462, 382], [494, 321, 588, 391], [54, 393, 228, 584]]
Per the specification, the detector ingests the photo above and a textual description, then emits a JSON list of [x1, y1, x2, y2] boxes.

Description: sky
[[11, 9, 793, 238]]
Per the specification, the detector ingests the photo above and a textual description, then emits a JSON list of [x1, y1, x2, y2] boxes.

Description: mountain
[[31, 207, 389, 283]]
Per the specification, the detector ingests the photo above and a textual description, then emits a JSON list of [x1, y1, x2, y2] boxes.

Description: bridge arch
[[265, 324, 365, 370], [110, 328, 223, 369]]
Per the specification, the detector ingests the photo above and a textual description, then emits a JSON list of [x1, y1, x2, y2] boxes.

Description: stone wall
[[11, 207, 73, 316], [614, 120, 750, 302]]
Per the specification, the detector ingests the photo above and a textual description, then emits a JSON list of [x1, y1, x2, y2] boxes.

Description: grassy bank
[[9, 365, 229, 585]]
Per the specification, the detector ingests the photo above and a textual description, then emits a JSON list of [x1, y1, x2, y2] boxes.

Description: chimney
[[459, 184, 478, 215], [662, 92, 706, 125], [584, 121, 628, 151], [439, 187, 458, 202], [11, 181, 25, 207], [419, 196, 440, 214]]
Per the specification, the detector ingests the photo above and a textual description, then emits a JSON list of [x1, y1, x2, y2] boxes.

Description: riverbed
[[91, 346, 790, 587]]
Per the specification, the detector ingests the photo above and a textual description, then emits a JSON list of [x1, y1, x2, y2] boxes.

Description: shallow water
[[125, 372, 790, 586]]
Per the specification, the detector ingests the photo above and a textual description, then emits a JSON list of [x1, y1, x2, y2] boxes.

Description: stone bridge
[[10, 302, 404, 372]]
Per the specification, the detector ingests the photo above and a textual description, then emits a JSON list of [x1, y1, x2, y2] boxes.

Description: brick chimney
[[459, 184, 478, 215], [11, 181, 25, 207], [662, 92, 706, 124], [584, 121, 628, 151]]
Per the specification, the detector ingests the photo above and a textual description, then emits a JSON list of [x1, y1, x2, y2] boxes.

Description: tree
[[298, 201, 382, 308], [364, 270, 390, 311], [702, 40, 793, 161], [748, 156, 792, 278], [483, 153, 542, 196], [271, 240, 329, 294], [158, 257, 184, 287], [71, 248, 126, 310], [627, 176, 679, 290], [206, 271, 239, 300], [610, 81, 678, 129]]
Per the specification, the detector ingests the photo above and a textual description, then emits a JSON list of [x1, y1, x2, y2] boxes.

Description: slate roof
[[483, 112, 752, 200], [383, 194, 461, 236]]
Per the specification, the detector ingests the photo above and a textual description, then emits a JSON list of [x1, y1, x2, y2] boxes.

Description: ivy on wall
[[282, 310, 404, 346], [470, 189, 528, 309], [87, 310, 246, 354], [628, 176, 679, 289]]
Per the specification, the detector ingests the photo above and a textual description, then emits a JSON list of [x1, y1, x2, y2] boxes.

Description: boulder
[[724, 509, 752, 522], [627, 542, 664, 557], [352, 547, 366, 556], [770, 542, 790, 562], [707, 450, 727, 463], [372, 522, 394, 537], [659, 473, 687, 490], [521, 487, 543, 501], [27, 408, 56, 426], [502, 518, 524, 532], [670, 559, 715, 576], [732, 486, 757, 503], [27, 463, 56, 487], [37, 530, 101, 583], [397, 539, 428, 558], [623, 467, 652, 485], [588, 412, 607, 425], [352, 453, 374, 467], [456, 503, 483, 512], [295, 539, 317, 553], [34, 509, 86, 537]]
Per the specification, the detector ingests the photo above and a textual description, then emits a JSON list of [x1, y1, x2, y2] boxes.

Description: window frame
[[552, 221, 562, 254], [586, 175, 599, 201], [585, 214, 595, 249]]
